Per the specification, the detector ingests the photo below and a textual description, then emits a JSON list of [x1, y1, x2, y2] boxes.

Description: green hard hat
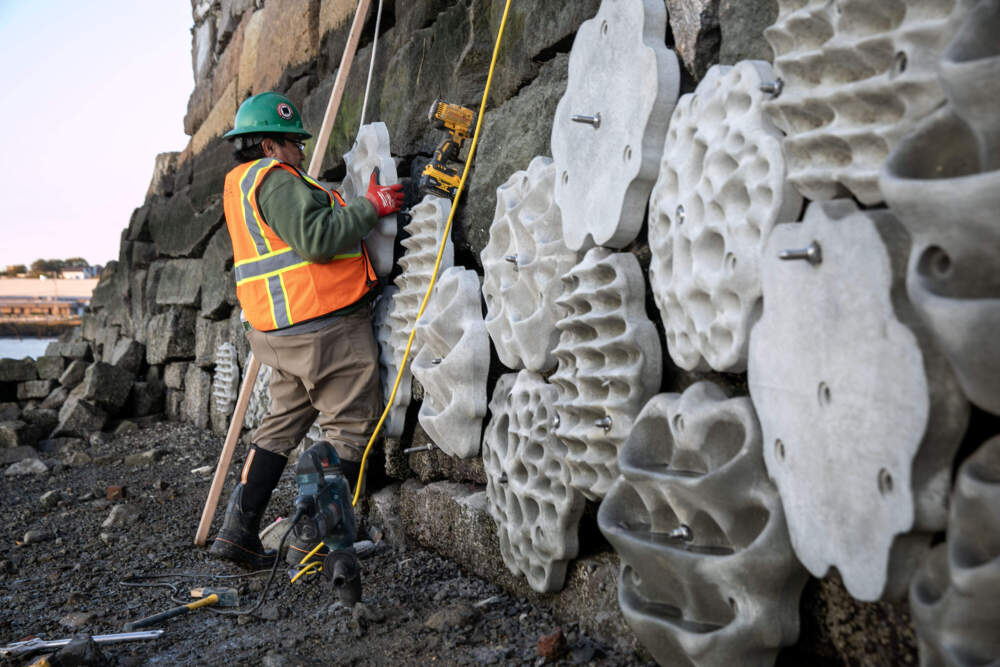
[[224, 92, 312, 139]]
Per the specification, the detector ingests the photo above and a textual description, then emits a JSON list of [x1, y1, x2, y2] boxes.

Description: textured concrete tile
[[411, 268, 489, 459], [377, 196, 454, 437], [551, 0, 680, 249], [763, 0, 972, 204], [342, 122, 399, 277], [880, 2, 1000, 416], [599, 382, 807, 666], [649, 60, 802, 373], [481, 156, 582, 373], [909, 436, 1000, 665], [749, 200, 969, 601], [483, 371, 585, 593], [550, 247, 662, 501]]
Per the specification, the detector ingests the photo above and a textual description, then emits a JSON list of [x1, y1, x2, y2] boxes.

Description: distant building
[[0, 278, 97, 321], [60, 266, 100, 279]]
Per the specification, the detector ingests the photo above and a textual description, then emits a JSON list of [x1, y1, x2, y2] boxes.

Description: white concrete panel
[[379, 195, 454, 437], [550, 247, 662, 501], [599, 382, 807, 666], [909, 436, 1000, 666], [649, 60, 803, 373], [243, 363, 272, 431], [343, 122, 398, 277], [372, 286, 406, 438], [551, 0, 680, 250], [481, 156, 582, 372], [483, 371, 587, 593], [411, 268, 489, 458], [749, 200, 968, 601], [880, 1, 1000, 416], [764, 0, 972, 204], [211, 342, 239, 417]]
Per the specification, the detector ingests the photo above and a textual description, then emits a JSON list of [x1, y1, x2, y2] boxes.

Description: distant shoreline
[[0, 320, 78, 338]]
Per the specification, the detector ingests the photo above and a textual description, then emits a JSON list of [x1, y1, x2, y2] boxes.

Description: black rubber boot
[[210, 445, 286, 569]]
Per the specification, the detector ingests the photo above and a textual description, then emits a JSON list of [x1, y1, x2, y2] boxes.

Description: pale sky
[[0, 1, 193, 269]]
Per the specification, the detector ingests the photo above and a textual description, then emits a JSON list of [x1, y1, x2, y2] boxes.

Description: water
[[0, 337, 57, 360]]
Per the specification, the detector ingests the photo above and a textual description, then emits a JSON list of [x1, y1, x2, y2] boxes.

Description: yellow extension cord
[[295, 0, 514, 575], [352, 0, 514, 507]]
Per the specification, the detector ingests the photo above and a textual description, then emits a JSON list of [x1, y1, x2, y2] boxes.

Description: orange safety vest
[[222, 158, 376, 331]]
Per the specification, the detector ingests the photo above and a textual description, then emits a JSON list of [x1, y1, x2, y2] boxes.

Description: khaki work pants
[[247, 309, 381, 463]]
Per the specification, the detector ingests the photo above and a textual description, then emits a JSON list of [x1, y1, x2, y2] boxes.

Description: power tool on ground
[[419, 99, 476, 200], [291, 441, 362, 605]]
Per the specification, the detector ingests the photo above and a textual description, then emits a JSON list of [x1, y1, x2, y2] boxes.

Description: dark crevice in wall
[[532, 32, 576, 65], [359, 0, 397, 50]]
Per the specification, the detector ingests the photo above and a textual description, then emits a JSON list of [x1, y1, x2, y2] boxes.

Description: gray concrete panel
[[551, 0, 680, 249], [599, 382, 807, 666], [481, 156, 582, 373], [649, 60, 802, 373], [550, 247, 662, 501]]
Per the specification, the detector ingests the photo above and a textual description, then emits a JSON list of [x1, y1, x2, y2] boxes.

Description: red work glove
[[364, 168, 404, 217]]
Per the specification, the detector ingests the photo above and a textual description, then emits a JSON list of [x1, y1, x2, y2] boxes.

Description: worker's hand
[[364, 168, 404, 217]]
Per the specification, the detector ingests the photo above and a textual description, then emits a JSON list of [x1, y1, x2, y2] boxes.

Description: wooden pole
[[194, 355, 261, 546], [194, 0, 373, 546], [307, 0, 373, 179]]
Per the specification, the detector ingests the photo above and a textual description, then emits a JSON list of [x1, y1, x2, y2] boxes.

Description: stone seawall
[[3, 1, 998, 664]]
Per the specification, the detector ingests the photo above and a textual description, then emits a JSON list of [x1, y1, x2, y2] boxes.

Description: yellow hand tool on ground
[[123, 587, 239, 631], [419, 99, 476, 200]]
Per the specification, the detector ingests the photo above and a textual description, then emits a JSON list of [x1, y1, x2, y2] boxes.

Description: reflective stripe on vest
[[223, 158, 376, 331]]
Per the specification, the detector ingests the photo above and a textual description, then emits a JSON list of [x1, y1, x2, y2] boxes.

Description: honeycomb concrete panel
[[372, 287, 407, 438], [648, 60, 803, 373], [411, 268, 489, 459], [379, 196, 455, 438], [343, 122, 398, 277], [909, 436, 1000, 666], [550, 247, 662, 501], [483, 371, 586, 593], [880, 3, 1000, 416], [551, 0, 680, 250], [481, 156, 582, 373], [599, 383, 807, 666], [763, 0, 972, 204], [749, 200, 969, 601], [211, 342, 239, 417], [243, 363, 272, 431]]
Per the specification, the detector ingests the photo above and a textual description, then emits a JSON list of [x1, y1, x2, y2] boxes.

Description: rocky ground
[[0, 421, 651, 666]]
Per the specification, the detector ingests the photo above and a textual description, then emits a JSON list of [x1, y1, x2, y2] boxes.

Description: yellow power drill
[[419, 99, 476, 200]]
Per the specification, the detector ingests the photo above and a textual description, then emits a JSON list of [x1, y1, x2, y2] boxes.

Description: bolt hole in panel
[[649, 60, 803, 373], [748, 200, 969, 601], [880, 0, 1000, 416], [480, 157, 583, 373], [550, 247, 662, 501], [374, 196, 454, 437], [341, 122, 398, 277], [410, 267, 489, 458], [551, 0, 680, 250], [909, 436, 1000, 665], [763, 0, 974, 204], [483, 371, 585, 593], [598, 382, 807, 666]]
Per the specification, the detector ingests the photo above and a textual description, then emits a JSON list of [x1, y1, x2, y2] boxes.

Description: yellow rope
[[352, 0, 514, 507]]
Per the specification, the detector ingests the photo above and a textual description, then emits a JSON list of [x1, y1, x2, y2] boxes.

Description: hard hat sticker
[[277, 102, 293, 119]]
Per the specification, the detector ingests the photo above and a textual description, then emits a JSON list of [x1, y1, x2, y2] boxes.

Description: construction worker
[[210, 92, 402, 569]]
